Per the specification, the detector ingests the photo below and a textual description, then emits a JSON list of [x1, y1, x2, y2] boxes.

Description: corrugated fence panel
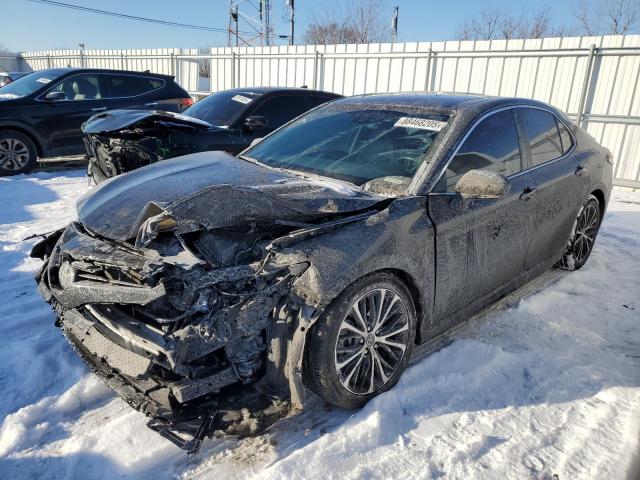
[[15, 35, 640, 187]]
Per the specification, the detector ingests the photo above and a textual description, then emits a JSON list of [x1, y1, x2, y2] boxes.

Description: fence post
[[318, 52, 325, 90], [231, 51, 236, 88], [79, 50, 85, 68], [170, 52, 175, 76], [424, 48, 433, 92], [313, 50, 319, 89], [46, 54, 51, 68], [120, 52, 125, 70], [577, 43, 597, 127]]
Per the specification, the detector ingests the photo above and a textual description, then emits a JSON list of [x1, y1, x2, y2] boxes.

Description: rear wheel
[[304, 272, 416, 409], [557, 194, 601, 270], [0, 130, 38, 176]]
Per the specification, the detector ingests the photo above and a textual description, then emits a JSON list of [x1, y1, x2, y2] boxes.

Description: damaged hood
[[77, 151, 385, 241], [82, 109, 213, 134]]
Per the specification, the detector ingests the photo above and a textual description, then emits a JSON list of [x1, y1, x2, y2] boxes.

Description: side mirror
[[455, 169, 510, 199], [244, 115, 268, 131], [44, 91, 66, 102]]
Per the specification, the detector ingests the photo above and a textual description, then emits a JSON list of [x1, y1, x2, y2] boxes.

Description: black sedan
[[81, 87, 342, 183], [0, 68, 192, 175], [32, 93, 611, 451]]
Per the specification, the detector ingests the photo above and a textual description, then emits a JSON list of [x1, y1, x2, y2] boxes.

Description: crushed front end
[[32, 219, 317, 453]]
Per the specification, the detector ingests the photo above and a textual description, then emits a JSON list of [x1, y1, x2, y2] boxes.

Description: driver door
[[38, 74, 107, 156], [427, 108, 537, 322]]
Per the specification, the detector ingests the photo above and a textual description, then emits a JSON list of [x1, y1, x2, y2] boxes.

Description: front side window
[[520, 108, 564, 166], [249, 95, 308, 129], [245, 103, 448, 188], [441, 109, 522, 192], [49, 74, 102, 101], [106, 75, 163, 97]]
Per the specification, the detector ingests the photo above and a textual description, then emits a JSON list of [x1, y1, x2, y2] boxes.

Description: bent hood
[[81, 109, 213, 134], [77, 151, 385, 241]]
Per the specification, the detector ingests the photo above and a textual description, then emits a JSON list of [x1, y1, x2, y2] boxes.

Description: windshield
[[184, 90, 262, 126], [0, 69, 66, 99], [244, 103, 448, 187]]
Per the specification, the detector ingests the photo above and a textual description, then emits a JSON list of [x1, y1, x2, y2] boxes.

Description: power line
[[25, 0, 239, 34]]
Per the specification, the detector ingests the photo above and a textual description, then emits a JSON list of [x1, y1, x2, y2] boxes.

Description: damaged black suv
[[32, 93, 612, 452]]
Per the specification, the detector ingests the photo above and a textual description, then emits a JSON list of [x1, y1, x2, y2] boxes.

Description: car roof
[[225, 86, 343, 97], [27, 67, 175, 79], [334, 92, 554, 114]]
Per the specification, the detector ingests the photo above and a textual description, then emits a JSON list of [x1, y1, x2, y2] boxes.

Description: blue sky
[[3, 0, 582, 52]]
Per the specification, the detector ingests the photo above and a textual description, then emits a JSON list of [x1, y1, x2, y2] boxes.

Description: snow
[[0, 170, 638, 479]]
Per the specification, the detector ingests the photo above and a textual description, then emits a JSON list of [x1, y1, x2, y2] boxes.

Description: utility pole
[[392, 6, 399, 43], [263, 0, 271, 46], [230, 5, 239, 47], [286, 0, 295, 46]]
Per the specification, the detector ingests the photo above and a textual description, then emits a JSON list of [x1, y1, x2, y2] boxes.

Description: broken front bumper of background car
[[32, 220, 321, 453]]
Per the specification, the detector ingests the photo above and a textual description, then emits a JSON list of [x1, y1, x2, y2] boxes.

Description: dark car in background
[[0, 68, 192, 175], [81, 87, 342, 183], [32, 93, 612, 451], [0, 71, 28, 87]]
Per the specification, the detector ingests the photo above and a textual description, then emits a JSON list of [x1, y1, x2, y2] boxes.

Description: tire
[[557, 194, 601, 270], [304, 272, 417, 409], [0, 130, 38, 176]]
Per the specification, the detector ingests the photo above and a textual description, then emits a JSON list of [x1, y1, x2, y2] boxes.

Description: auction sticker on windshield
[[36, 77, 52, 84], [232, 94, 252, 104], [394, 117, 446, 131]]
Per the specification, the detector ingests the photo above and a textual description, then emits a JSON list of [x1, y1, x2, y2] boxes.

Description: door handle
[[91, 107, 107, 112], [145, 102, 159, 106], [519, 186, 538, 201], [575, 164, 588, 176]]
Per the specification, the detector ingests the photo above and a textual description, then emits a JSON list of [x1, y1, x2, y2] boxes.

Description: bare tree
[[303, 0, 391, 45], [456, 7, 570, 41], [576, 0, 640, 35]]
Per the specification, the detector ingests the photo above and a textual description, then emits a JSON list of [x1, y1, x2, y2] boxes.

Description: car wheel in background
[[304, 272, 416, 410], [557, 194, 601, 270], [0, 131, 38, 176]]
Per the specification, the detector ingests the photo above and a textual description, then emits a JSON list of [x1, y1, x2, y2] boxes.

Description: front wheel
[[304, 272, 416, 409], [0, 131, 38, 176], [557, 194, 601, 270]]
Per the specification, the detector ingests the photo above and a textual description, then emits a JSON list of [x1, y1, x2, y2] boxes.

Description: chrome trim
[[36, 72, 166, 103], [429, 104, 578, 193]]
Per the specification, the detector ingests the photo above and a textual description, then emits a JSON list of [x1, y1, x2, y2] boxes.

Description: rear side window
[[443, 109, 522, 192], [520, 108, 564, 166], [557, 119, 574, 154], [106, 75, 164, 98], [250, 95, 308, 129]]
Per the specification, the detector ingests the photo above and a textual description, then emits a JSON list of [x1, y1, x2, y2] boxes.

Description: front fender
[[276, 196, 435, 330]]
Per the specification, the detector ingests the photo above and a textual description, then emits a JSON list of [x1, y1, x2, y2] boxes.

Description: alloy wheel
[[334, 288, 410, 395], [0, 138, 30, 171], [573, 202, 600, 264]]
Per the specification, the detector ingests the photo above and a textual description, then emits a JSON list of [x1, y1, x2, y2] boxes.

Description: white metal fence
[[16, 35, 640, 189]]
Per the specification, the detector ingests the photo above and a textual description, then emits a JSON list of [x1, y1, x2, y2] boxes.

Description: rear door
[[427, 108, 538, 321], [517, 107, 590, 270]]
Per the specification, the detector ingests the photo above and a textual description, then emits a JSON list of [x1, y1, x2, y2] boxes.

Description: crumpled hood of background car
[[76, 151, 385, 241], [81, 109, 213, 134]]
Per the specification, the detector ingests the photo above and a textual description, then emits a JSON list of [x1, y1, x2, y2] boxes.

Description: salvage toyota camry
[[32, 93, 612, 452]]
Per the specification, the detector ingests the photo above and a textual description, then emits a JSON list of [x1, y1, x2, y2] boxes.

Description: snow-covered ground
[[0, 170, 638, 480]]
